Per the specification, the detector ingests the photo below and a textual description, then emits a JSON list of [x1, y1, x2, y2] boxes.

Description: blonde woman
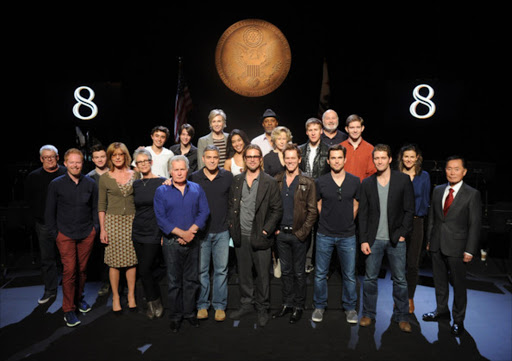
[[98, 142, 140, 313], [263, 126, 292, 177]]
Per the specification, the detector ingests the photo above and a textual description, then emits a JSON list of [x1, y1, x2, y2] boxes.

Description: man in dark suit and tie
[[422, 155, 482, 336], [358, 144, 415, 333]]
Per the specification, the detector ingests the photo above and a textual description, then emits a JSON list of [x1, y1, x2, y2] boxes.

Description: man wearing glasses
[[311, 144, 361, 324], [25, 145, 67, 304], [227, 144, 282, 327]]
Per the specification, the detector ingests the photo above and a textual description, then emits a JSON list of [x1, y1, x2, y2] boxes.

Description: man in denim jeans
[[189, 145, 233, 322], [154, 155, 210, 333], [311, 144, 361, 324], [358, 144, 415, 332]]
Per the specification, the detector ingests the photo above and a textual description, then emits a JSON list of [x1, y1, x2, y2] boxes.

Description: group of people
[[25, 108, 481, 336]]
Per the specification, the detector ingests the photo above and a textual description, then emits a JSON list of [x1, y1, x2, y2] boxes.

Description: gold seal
[[215, 19, 292, 97]]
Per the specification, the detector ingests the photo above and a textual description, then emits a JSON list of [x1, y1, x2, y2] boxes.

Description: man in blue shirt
[[45, 148, 98, 327], [154, 155, 210, 332]]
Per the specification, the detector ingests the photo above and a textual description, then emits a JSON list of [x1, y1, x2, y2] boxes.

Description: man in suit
[[422, 155, 482, 336], [358, 144, 415, 332], [227, 144, 283, 327]]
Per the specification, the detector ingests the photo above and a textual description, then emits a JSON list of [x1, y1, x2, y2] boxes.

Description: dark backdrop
[[6, 5, 506, 204]]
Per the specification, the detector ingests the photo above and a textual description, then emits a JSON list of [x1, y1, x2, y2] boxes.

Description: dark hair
[[90, 143, 106, 154], [372, 144, 392, 158], [179, 123, 195, 139], [283, 143, 301, 158], [151, 125, 170, 140], [327, 144, 347, 158], [226, 129, 250, 158], [445, 155, 466, 169], [397, 144, 423, 175]]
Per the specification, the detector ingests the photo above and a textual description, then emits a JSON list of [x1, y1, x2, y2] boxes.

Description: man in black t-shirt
[[311, 144, 360, 324]]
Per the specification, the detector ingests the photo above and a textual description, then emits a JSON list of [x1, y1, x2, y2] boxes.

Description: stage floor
[[1, 253, 511, 361]]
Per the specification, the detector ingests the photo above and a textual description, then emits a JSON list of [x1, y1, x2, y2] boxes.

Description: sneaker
[[64, 311, 81, 327], [311, 308, 324, 322], [345, 310, 358, 324], [38, 291, 56, 305], [197, 309, 208, 319], [78, 300, 92, 313]]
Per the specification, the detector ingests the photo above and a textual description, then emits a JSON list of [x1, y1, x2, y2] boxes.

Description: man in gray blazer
[[227, 144, 283, 327], [358, 144, 415, 333], [423, 155, 482, 336]]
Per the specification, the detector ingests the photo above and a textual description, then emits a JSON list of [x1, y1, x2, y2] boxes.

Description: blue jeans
[[162, 236, 199, 321], [362, 239, 408, 322], [313, 233, 357, 311], [197, 230, 230, 311]]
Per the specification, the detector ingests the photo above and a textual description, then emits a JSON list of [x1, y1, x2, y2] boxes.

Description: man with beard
[[320, 109, 348, 147]]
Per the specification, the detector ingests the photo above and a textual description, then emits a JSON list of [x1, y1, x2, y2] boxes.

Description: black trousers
[[431, 250, 467, 323], [134, 241, 162, 302], [406, 217, 424, 299], [275, 232, 308, 309], [235, 235, 271, 311]]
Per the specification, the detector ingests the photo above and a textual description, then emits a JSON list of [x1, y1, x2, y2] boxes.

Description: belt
[[280, 226, 293, 234]]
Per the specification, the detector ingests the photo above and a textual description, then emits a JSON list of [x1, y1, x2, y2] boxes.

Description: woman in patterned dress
[[98, 142, 139, 313]]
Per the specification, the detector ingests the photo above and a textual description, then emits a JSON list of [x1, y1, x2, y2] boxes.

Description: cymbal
[[215, 19, 292, 97]]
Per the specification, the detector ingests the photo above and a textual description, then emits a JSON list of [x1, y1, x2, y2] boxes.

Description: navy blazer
[[427, 182, 482, 257], [358, 170, 415, 246]]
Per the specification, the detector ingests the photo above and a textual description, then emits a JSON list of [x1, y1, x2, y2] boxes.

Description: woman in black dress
[[132, 148, 166, 319], [263, 126, 292, 177]]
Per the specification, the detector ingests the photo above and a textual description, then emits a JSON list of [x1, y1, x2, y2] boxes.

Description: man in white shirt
[[134, 126, 174, 178], [251, 109, 279, 157]]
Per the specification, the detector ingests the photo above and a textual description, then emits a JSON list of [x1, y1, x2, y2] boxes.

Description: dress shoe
[[289, 308, 303, 324], [399, 321, 412, 333], [409, 299, 415, 314], [359, 316, 373, 327], [257, 310, 270, 327], [146, 300, 156, 320], [422, 311, 451, 322], [197, 309, 208, 319], [451, 322, 465, 336], [272, 305, 293, 319], [215, 309, 226, 322], [186, 317, 199, 328], [153, 298, 164, 318], [170, 320, 180, 333]]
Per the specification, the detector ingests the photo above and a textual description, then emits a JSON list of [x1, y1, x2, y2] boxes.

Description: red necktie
[[443, 188, 454, 216]]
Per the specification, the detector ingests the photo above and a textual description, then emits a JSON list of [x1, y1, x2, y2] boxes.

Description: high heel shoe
[[112, 296, 123, 315]]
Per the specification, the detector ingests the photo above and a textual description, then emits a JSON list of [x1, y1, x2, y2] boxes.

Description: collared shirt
[[153, 180, 210, 237], [189, 168, 233, 234], [45, 173, 98, 240], [280, 174, 298, 226], [240, 174, 260, 235], [321, 130, 348, 146], [251, 133, 273, 156], [340, 138, 376, 181], [442, 180, 463, 208]]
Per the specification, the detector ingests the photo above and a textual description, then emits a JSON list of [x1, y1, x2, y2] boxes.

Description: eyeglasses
[[135, 160, 151, 165]]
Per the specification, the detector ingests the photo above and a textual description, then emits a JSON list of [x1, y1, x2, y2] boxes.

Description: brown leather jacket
[[275, 171, 318, 241]]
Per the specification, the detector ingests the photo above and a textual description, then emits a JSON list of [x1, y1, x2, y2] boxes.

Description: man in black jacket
[[358, 144, 415, 333], [227, 144, 283, 327]]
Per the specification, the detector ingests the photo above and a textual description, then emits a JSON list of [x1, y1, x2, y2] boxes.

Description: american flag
[[317, 57, 330, 118], [173, 58, 193, 143]]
